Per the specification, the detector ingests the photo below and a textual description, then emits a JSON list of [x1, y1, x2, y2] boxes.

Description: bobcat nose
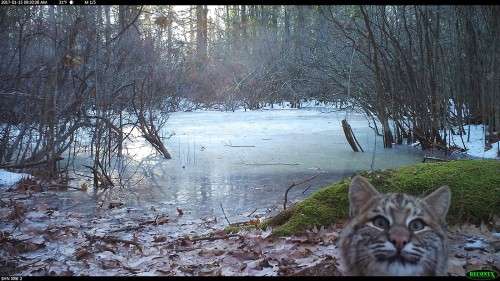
[[389, 227, 409, 251], [390, 236, 408, 251]]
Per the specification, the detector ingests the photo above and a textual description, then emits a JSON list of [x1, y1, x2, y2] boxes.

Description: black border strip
[[2, 1, 500, 5], [3, 276, 472, 280]]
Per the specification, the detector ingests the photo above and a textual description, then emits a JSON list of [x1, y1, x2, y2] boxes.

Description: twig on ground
[[225, 144, 256, 148], [224, 140, 255, 148], [240, 162, 301, 166], [190, 233, 240, 242], [85, 234, 143, 253], [109, 225, 144, 233], [15, 258, 42, 271], [227, 145, 256, 147], [247, 208, 258, 217], [48, 183, 84, 191], [108, 218, 159, 233], [423, 156, 450, 163]]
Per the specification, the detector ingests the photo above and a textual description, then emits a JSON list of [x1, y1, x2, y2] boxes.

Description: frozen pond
[[66, 107, 424, 222]]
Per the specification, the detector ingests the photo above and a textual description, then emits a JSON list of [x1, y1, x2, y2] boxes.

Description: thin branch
[[284, 174, 321, 210], [219, 203, 231, 225], [108, 6, 144, 45]]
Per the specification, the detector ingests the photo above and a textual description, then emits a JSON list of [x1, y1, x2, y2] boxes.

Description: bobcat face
[[339, 176, 451, 276]]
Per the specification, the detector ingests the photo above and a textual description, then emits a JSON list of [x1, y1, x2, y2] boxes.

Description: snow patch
[[445, 125, 499, 159], [464, 238, 487, 250], [0, 169, 31, 188]]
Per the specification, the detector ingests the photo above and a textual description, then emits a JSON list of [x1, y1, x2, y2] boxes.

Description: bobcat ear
[[349, 176, 379, 217], [423, 186, 451, 221]]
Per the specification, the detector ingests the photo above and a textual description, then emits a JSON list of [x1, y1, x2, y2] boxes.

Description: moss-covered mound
[[265, 160, 500, 236]]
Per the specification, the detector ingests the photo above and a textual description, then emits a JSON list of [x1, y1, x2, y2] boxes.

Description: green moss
[[224, 225, 242, 234], [266, 160, 500, 236], [223, 223, 260, 234]]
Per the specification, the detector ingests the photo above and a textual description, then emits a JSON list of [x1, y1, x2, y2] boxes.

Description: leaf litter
[[0, 185, 498, 276]]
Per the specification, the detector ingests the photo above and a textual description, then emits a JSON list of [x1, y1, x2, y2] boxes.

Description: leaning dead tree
[[342, 119, 364, 152], [132, 74, 172, 160], [135, 108, 172, 160]]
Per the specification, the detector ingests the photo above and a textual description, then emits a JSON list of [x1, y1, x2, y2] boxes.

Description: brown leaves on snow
[[0, 232, 46, 256]]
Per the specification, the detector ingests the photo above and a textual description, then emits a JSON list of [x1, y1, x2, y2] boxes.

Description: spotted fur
[[339, 176, 451, 276]]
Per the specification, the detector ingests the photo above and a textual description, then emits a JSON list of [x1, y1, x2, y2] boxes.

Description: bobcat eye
[[409, 219, 426, 231], [372, 216, 390, 229]]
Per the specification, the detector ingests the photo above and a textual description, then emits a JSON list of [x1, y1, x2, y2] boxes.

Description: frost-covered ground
[[0, 183, 343, 276], [1, 184, 498, 276]]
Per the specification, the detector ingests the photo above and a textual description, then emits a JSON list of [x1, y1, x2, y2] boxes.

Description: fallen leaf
[[7, 201, 26, 221], [108, 202, 123, 209], [228, 249, 260, 261], [156, 268, 171, 275], [155, 215, 169, 225], [75, 247, 91, 260], [14, 240, 45, 253], [179, 237, 193, 247], [198, 247, 225, 257], [100, 259, 121, 269], [153, 235, 167, 242]]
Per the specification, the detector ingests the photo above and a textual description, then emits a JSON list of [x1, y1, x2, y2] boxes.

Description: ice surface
[[1, 108, 428, 223], [94, 108, 424, 222]]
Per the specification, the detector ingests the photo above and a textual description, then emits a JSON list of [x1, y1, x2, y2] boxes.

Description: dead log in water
[[423, 156, 450, 163], [341, 119, 364, 152]]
